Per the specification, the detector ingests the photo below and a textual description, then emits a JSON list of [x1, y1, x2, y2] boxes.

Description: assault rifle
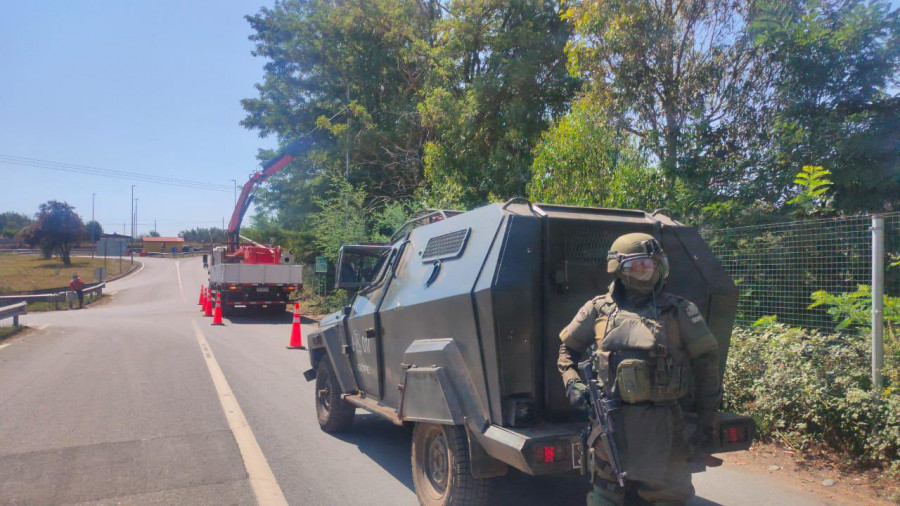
[[578, 357, 628, 487]]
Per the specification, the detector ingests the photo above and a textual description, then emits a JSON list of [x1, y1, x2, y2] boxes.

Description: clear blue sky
[[0, 1, 277, 237]]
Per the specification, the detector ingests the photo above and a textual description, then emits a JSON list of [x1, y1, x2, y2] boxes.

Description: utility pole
[[231, 179, 237, 207], [134, 198, 139, 239], [91, 193, 96, 258], [130, 185, 135, 243]]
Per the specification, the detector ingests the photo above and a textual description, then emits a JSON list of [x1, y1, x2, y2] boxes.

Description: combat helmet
[[607, 233, 669, 290]]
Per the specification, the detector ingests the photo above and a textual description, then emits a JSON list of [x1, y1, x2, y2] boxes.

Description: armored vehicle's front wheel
[[315, 359, 355, 432], [411, 423, 489, 506]]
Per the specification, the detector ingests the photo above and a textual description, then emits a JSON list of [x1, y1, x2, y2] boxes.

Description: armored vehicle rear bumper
[[474, 422, 583, 476]]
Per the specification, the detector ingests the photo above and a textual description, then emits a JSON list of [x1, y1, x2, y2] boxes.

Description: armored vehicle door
[[336, 244, 394, 399]]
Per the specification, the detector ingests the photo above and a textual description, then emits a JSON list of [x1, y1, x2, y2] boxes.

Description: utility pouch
[[615, 359, 652, 404]]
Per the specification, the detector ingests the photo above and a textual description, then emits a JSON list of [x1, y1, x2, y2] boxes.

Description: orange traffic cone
[[211, 292, 224, 325], [198, 285, 204, 305], [204, 290, 213, 317], [286, 303, 305, 349]]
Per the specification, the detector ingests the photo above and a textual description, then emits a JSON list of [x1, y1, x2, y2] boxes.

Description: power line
[[0, 154, 233, 192]]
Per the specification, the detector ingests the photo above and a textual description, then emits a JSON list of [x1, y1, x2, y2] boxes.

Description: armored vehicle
[[304, 200, 753, 505]]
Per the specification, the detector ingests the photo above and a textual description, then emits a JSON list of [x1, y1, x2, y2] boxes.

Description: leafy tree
[[24, 201, 86, 265], [178, 227, 226, 243], [421, 0, 579, 206], [564, 0, 773, 206], [85, 220, 103, 242], [752, 0, 900, 213], [529, 97, 671, 211], [19, 225, 51, 259], [0, 212, 33, 239], [147, 230, 160, 237], [308, 177, 370, 262], [242, 0, 439, 200]]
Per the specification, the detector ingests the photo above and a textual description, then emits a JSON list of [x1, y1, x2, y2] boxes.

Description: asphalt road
[[0, 257, 832, 505]]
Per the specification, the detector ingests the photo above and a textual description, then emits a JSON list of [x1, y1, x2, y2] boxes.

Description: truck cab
[[304, 201, 754, 505]]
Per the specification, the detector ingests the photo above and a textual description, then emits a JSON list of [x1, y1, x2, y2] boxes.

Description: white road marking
[[113, 261, 145, 282], [37, 324, 50, 330], [0, 342, 11, 351], [175, 261, 186, 302], [190, 320, 289, 506]]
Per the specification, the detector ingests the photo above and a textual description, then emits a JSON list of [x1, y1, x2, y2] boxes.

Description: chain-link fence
[[701, 212, 900, 330]]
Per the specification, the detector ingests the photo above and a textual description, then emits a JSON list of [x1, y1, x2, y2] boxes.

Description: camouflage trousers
[[585, 403, 695, 505], [585, 458, 693, 506]]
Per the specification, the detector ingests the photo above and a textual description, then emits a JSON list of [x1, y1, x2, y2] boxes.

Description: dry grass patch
[[0, 254, 133, 293]]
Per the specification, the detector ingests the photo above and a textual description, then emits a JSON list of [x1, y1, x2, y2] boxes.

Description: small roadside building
[[141, 236, 185, 253]]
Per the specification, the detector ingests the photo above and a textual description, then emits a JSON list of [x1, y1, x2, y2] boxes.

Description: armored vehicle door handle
[[365, 327, 377, 339]]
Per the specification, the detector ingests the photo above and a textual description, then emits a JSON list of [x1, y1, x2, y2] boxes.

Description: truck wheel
[[315, 359, 355, 433], [411, 423, 490, 506]]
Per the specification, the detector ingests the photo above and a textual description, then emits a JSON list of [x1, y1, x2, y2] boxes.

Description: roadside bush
[[724, 321, 900, 473], [294, 284, 347, 315]]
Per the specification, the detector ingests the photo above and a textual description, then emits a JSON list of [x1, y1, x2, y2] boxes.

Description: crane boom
[[226, 137, 310, 249]]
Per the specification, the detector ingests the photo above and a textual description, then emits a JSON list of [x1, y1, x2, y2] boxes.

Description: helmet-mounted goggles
[[607, 239, 669, 281]]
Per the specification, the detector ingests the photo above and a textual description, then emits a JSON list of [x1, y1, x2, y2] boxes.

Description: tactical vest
[[592, 298, 690, 404]]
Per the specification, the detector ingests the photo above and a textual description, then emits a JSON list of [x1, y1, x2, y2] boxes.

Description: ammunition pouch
[[614, 358, 651, 403]]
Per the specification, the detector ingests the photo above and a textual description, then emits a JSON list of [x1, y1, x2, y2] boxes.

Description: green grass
[[27, 293, 109, 312], [0, 254, 134, 294], [0, 325, 24, 340]]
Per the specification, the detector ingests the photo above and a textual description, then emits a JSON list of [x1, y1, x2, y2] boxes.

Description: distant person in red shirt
[[69, 274, 85, 309]]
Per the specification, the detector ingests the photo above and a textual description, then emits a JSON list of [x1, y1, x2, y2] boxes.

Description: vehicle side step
[[343, 394, 403, 426]]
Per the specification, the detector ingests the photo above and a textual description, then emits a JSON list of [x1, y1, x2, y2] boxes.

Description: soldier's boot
[[586, 480, 624, 506]]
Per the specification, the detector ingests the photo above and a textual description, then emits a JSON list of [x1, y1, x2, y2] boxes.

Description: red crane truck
[[207, 139, 307, 315]]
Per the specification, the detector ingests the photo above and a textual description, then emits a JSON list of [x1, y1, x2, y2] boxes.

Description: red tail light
[[542, 446, 556, 464]]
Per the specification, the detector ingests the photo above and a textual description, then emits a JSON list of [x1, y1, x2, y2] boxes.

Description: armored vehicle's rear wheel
[[411, 423, 490, 506], [315, 359, 355, 432]]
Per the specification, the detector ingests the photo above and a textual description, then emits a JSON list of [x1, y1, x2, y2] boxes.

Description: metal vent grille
[[564, 229, 617, 264], [422, 228, 470, 262]]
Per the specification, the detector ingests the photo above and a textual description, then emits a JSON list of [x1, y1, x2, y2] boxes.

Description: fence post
[[13, 314, 18, 327], [872, 214, 884, 390]]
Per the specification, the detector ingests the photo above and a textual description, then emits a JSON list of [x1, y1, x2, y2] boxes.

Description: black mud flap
[[302, 368, 316, 382]]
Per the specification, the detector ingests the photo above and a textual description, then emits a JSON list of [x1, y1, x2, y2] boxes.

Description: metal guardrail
[[0, 301, 26, 326], [0, 283, 106, 310]]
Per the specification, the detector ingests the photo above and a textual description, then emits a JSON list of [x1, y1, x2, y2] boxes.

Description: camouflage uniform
[[558, 234, 721, 506]]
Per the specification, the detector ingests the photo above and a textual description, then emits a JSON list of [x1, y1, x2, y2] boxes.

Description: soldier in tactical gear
[[558, 233, 722, 505]]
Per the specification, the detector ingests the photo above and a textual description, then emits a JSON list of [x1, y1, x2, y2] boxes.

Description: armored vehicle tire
[[411, 423, 490, 506], [315, 359, 355, 433]]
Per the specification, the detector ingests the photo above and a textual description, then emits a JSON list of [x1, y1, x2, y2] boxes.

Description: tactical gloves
[[566, 380, 589, 409]]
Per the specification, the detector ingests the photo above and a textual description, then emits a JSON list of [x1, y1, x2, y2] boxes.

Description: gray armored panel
[[378, 205, 506, 420], [318, 314, 358, 394]]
